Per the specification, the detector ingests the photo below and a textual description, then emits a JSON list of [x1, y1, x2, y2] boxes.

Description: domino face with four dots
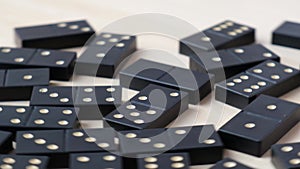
[[219, 95, 300, 156], [75, 32, 137, 78], [15, 20, 95, 49], [136, 152, 190, 169], [104, 84, 188, 130], [190, 44, 280, 81], [272, 21, 300, 49], [180, 20, 255, 58], [215, 60, 300, 108], [0, 68, 50, 101], [15, 130, 67, 168], [69, 152, 123, 169], [209, 158, 253, 169], [0, 47, 76, 81], [0, 154, 49, 169], [271, 142, 300, 169]]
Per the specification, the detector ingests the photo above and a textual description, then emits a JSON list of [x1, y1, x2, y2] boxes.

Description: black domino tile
[[15, 130, 67, 168], [120, 59, 174, 90], [65, 128, 118, 153], [180, 20, 255, 58], [136, 152, 190, 169], [27, 49, 76, 81], [271, 142, 300, 169], [167, 125, 223, 165], [15, 20, 95, 49], [0, 47, 35, 68], [69, 152, 123, 169], [0, 154, 49, 169], [209, 158, 253, 169], [76, 32, 137, 78], [272, 21, 300, 49]]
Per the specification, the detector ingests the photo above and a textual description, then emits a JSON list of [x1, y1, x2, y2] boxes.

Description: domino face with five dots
[[272, 21, 300, 49], [69, 152, 123, 169], [190, 44, 280, 81], [15, 20, 95, 49], [0, 47, 76, 80], [180, 20, 255, 57], [219, 95, 300, 156], [136, 152, 190, 169], [271, 142, 300, 169], [215, 60, 300, 108], [0, 130, 14, 153], [209, 158, 253, 169], [0, 154, 49, 169], [0, 68, 49, 101], [76, 32, 137, 78]]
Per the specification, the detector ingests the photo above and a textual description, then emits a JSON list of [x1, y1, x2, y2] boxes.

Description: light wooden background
[[0, 0, 299, 168]]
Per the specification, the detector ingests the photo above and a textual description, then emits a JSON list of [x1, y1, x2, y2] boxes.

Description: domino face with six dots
[[15, 20, 95, 49], [76, 32, 137, 78], [180, 20, 255, 58], [209, 158, 253, 169], [0, 68, 50, 101], [0, 47, 76, 80], [219, 95, 300, 156], [271, 142, 300, 169], [69, 152, 123, 169], [190, 44, 280, 81], [136, 152, 190, 169], [215, 60, 300, 108], [0, 154, 49, 169]]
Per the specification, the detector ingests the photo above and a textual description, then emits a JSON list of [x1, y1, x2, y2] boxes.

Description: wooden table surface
[[0, 0, 299, 168]]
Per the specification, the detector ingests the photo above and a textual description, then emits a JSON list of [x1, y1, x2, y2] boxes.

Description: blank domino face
[[272, 21, 300, 49], [15, 20, 95, 49]]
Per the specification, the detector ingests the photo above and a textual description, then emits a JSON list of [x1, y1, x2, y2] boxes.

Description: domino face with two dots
[[166, 125, 223, 165], [180, 20, 255, 58], [218, 95, 300, 156], [215, 60, 300, 108], [0, 154, 49, 169], [0, 47, 77, 81], [120, 59, 213, 104], [15, 20, 95, 49], [190, 44, 280, 81], [136, 152, 190, 169], [30, 86, 122, 120], [0, 130, 14, 153], [272, 21, 300, 49], [271, 142, 300, 169], [15, 130, 67, 168], [104, 84, 188, 130], [69, 152, 123, 169], [65, 128, 118, 153], [76, 32, 137, 78], [209, 158, 253, 169]]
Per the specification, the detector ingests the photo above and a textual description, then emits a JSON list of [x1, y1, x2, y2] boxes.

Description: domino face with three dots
[[15, 20, 95, 49], [271, 142, 300, 169], [76, 32, 137, 78]]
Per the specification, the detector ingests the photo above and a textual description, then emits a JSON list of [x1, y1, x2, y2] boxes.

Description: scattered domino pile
[[0, 19, 298, 169]]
